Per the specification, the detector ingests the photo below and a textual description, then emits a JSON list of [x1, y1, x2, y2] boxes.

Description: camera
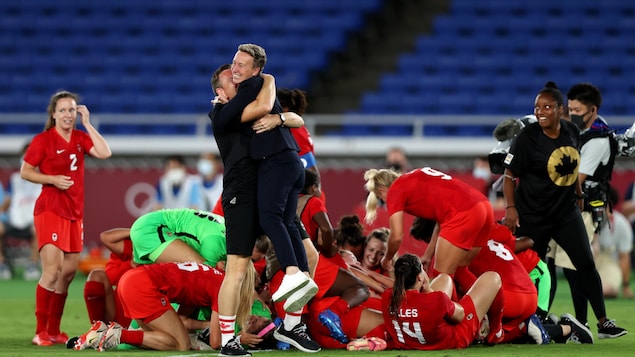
[[488, 115, 537, 174]]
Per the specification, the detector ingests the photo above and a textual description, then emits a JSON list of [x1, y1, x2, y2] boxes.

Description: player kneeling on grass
[[74, 261, 254, 351], [382, 254, 501, 350]]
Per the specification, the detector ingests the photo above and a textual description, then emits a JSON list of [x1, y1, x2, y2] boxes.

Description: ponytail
[[389, 254, 422, 316], [363, 168, 400, 224]]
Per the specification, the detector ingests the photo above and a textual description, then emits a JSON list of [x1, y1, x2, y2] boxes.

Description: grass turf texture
[[1, 276, 634, 356]]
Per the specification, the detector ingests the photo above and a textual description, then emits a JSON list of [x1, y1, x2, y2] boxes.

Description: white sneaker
[[283, 278, 318, 312], [98, 322, 123, 351], [272, 272, 310, 302], [74, 321, 107, 350]]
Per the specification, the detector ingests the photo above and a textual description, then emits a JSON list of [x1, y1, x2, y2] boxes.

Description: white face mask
[[472, 167, 491, 181], [165, 168, 186, 184], [197, 159, 215, 176]]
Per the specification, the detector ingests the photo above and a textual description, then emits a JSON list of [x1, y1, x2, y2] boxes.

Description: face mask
[[387, 162, 402, 172], [473, 167, 491, 181], [165, 168, 186, 185], [197, 159, 215, 176], [570, 111, 590, 130]]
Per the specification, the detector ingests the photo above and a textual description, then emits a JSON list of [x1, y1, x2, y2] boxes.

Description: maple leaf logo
[[555, 155, 578, 177]]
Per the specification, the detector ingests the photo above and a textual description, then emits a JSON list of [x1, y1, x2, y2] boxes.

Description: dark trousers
[[257, 150, 308, 272], [518, 214, 606, 322]]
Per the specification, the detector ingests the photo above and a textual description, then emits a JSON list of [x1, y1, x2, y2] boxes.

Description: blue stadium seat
[[1, 0, 380, 114]]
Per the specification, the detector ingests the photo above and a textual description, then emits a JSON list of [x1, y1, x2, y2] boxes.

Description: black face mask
[[570, 111, 590, 130], [387, 163, 402, 172]]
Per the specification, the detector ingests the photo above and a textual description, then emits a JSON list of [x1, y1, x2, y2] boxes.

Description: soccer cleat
[[282, 278, 318, 312], [485, 327, 504, 345], [272, 271, 310, 302], [48, 331, 69, 344], [597, 318, 628, 339], [318, 309, 348, 344], [273, 322, 321, 353], [98, 322, 123, 351], [526, 314, 550, 345], [31, 332, 54, 346], [191, 327, 212, 350], [546, 313, 560, 325], [66, 336, 79, 349], [74, 321, 107, 350], [559, 313, 593, 344], [219, 335, 251, 356], [346, 337, 387, 351]]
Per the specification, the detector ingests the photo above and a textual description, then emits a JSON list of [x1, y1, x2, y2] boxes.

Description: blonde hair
[[236, 260, 256, 331], [237, 43, 267, 73], [363, 169, 400, 224]]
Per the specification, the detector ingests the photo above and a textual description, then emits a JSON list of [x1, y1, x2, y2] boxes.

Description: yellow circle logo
[[547, 146, 579, 186]]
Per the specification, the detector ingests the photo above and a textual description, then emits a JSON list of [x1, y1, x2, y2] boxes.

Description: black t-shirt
[[504, 120, 581, 224]]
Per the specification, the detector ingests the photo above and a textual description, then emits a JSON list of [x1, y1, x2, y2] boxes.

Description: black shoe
[[597, 318, 628, 339], [273, 323, 321, 353], [560, 313, 594, 344], [220, 336, 251, 356]]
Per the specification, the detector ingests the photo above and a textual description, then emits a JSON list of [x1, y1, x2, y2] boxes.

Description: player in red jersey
[[383, 254, 501, 350], [77, 261, 255, 352], [467, 229, 546, 344], [21, 91, 112, 346], [297, 169, 335, 258], [364, 167, 495, 276], [82, 228, 134, 328]]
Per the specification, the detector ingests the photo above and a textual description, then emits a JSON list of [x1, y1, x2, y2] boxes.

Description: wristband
[[506, 205, 515, 209], [257, 322, 276, 337]]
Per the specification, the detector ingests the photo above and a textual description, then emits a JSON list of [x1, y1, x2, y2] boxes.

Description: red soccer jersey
[[299, 195, 326, 243], [105, 239, 134, 286], [143, 262, 223, 312], [382, 289, 457, 350], [468, 238, 536, 295], [291, 127, 314, 156], [489, 223, 540, 273], [24, 128, 94, 220], [386, 168, 489, 223]]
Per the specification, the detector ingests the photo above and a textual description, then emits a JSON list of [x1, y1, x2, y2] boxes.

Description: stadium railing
[[2, 114, 634, 158]]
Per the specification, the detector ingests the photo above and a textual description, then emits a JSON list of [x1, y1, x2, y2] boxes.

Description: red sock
[[488, 289, 505, 334], [35, 284, 54, 334], [329, 298, 350, 316], [120, 329, 144, 346], [84, 281, 106, 323], [47, 292, 68, 336]]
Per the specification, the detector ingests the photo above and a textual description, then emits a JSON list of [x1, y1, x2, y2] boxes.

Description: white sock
[[284, 310, 303, 331], [219, 314, 236, 346]]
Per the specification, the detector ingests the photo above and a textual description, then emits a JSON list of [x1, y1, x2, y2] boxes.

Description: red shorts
[[453, 295, 480, 349], [117, 268, 171, 324], [313, 256, 339, 299], [34, 211, 83, 253], [439, 201, 494, 250], [501, 290, 537, 342]]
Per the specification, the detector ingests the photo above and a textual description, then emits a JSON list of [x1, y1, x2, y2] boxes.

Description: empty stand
[[359, 0, 635, 117]]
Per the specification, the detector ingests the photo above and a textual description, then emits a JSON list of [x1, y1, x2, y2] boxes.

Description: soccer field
[[1, 277, 634, 357]]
